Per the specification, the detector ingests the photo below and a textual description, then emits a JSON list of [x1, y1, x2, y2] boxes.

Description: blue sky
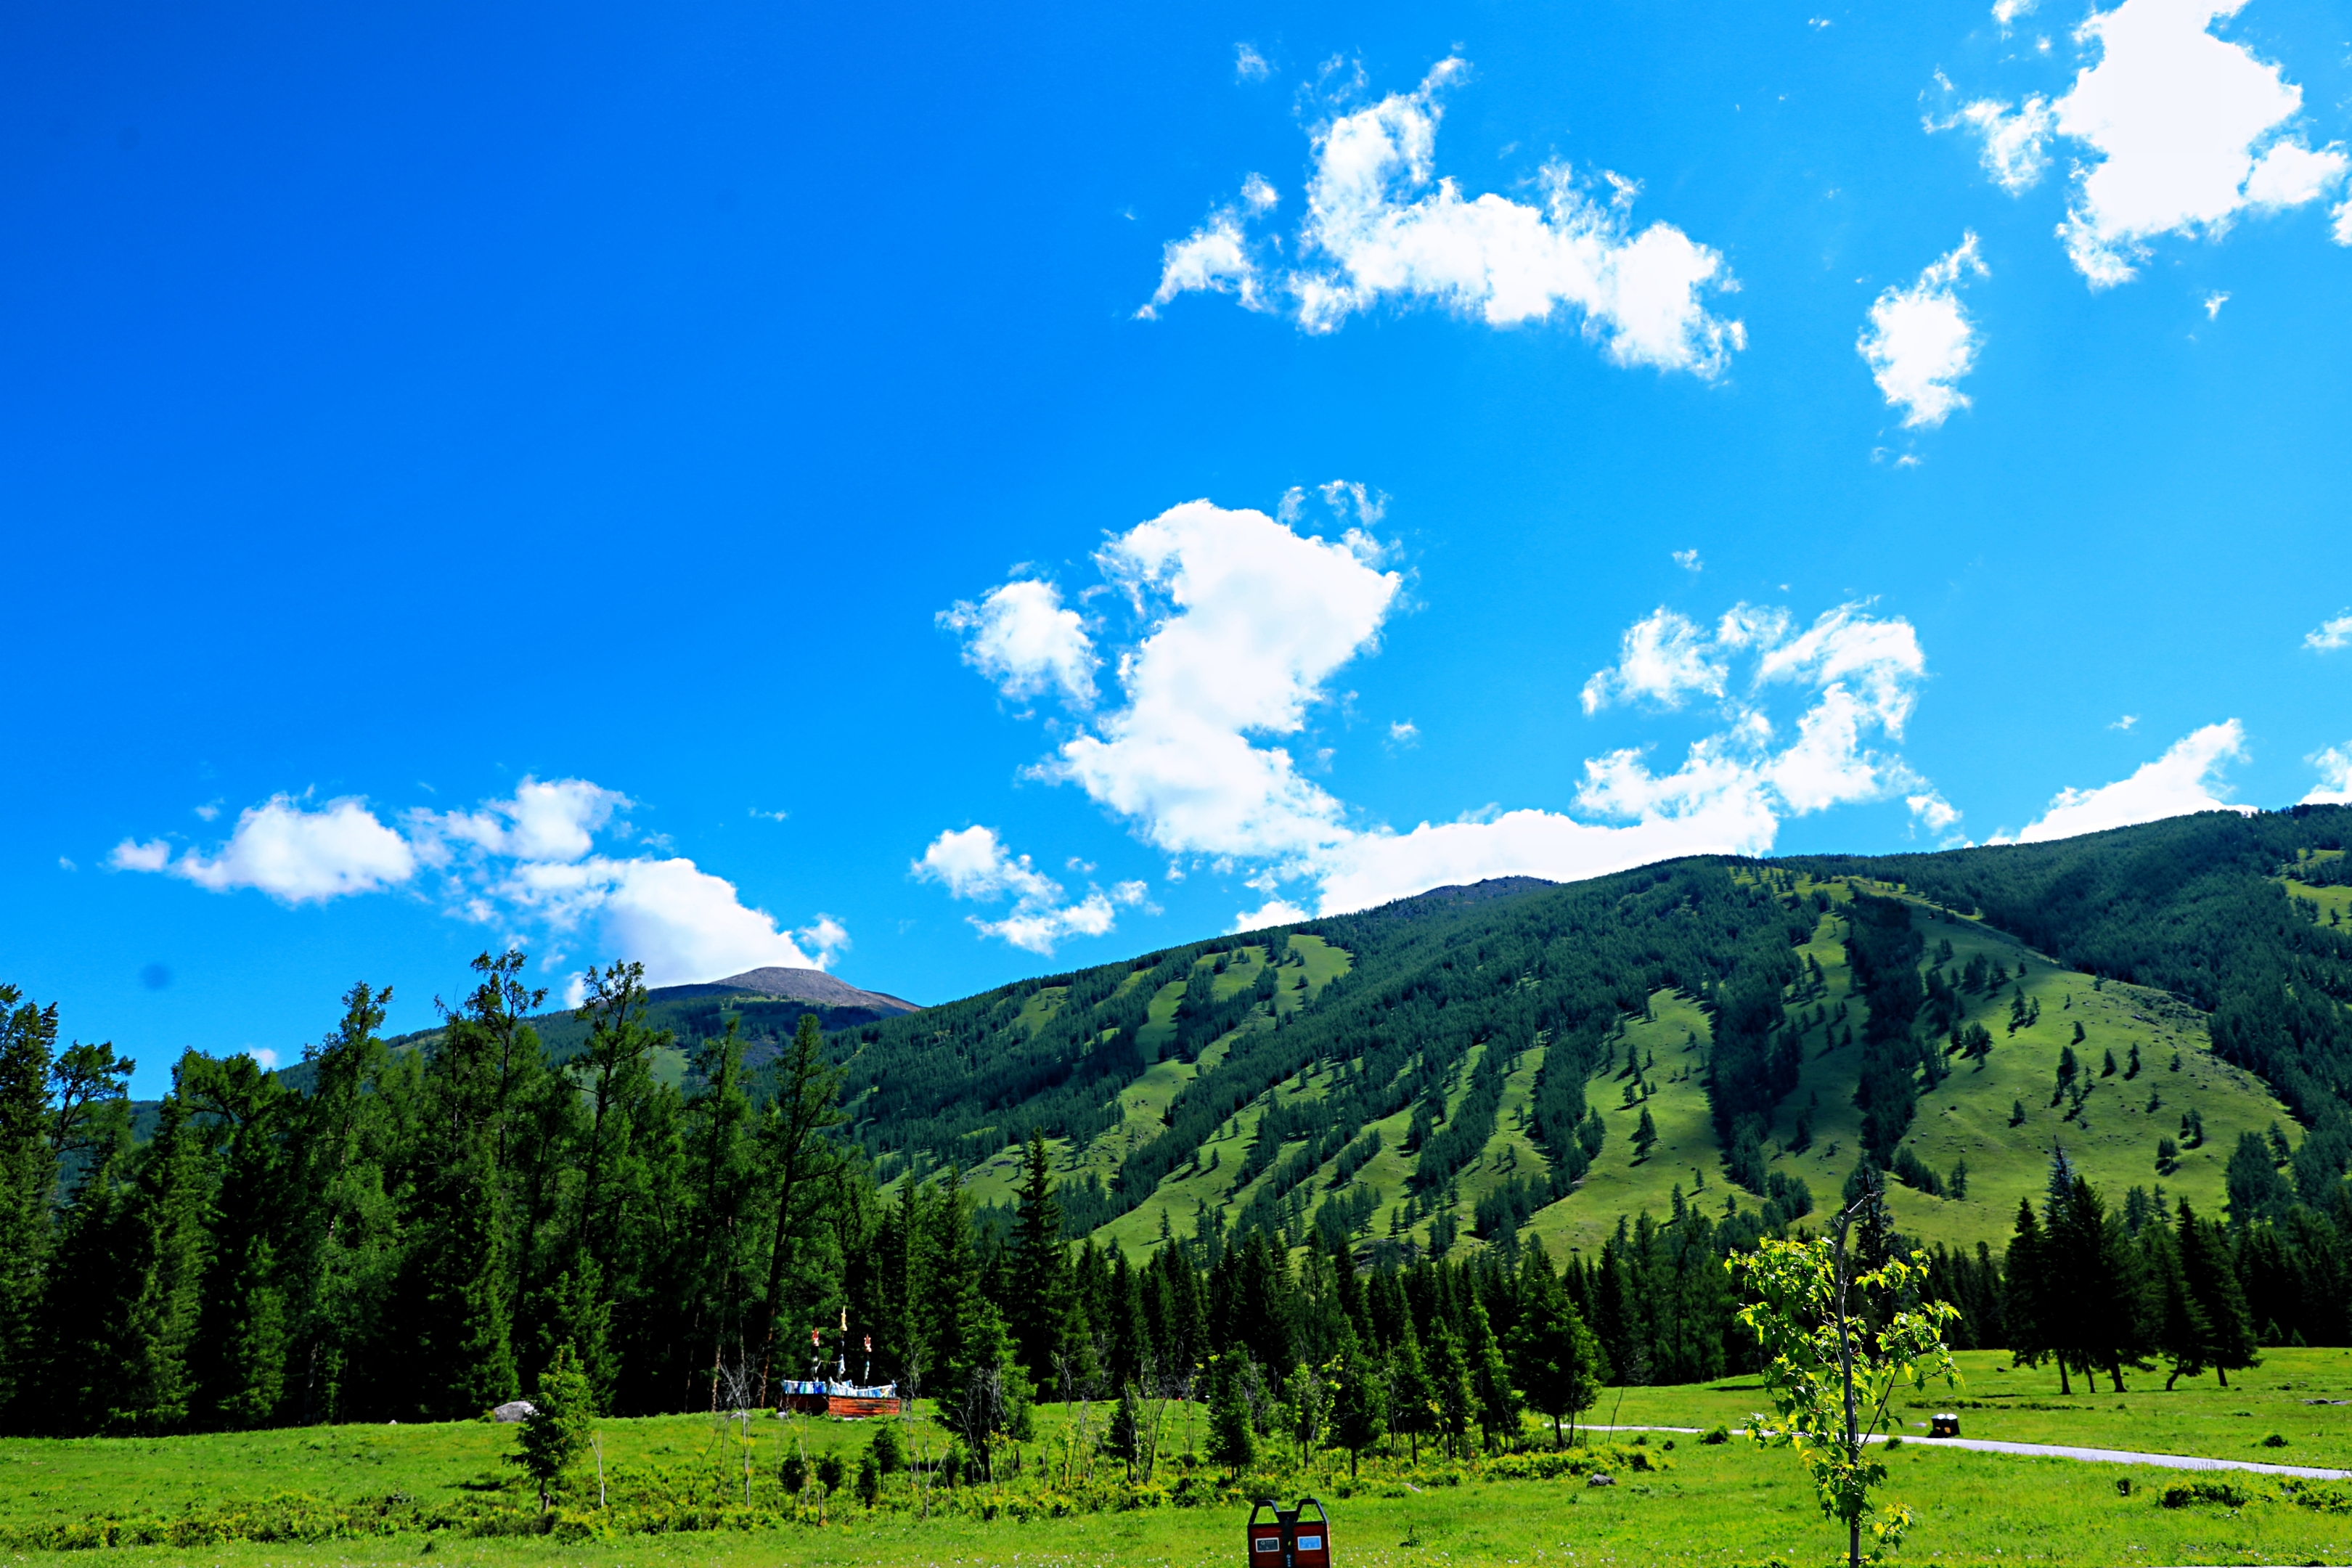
[[7, 0, 2350, 1092]]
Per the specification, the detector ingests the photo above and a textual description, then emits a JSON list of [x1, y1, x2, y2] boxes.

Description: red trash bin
[[1247, 1498, 1333, 1568]]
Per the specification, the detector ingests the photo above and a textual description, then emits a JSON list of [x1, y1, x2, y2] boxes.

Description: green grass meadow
[[13, 1349, 2352, 1568]]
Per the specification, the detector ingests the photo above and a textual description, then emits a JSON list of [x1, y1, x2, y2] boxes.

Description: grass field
[[12, 1350, 2352, 1568]]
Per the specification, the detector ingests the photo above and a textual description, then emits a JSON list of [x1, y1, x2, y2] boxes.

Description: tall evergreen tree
[[1006, 1131, 1068, 1389], [2176, 1199, 2258, 1386]]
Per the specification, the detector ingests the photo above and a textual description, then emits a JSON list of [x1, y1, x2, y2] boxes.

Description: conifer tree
[[1208, 1355, 1256, 1476], [513, 1342, 595, 1512], [1328, 1334, 1387, 1477], [2174, 1200, 2258, 1386], [1008, 1130, 1067, 1387]]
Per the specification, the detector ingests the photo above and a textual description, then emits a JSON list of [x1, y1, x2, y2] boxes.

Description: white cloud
[[1673, 548, 1703, 573], [247, 1048, 279, 1069], [1143, 59, 1746, 375], [1388, 719, 1420, 748], [2304, 610, 2352, 650], [2046, 0, 2349, 285], [1232, 897, 1312, 931], [111, 838, 172, 873], [194, 799, 223, 822], [502, 855, 830, 986], [413, 776, 629, 865], [1053, 499, 1400, 862], [1236, 43, 1271, 82], [1908, 791, 1962, 832], [1937, 96, 2058, 194], [938, 579, 1098, 705], [117, 777, 841, 987], [2203, 290, 2231, 317], [114, 795, 417, 903], [913, 825, 1136, 954], [1580, 609, 1727, 714], [2303, 743, 2352, 805], [941, 501, 1943, 925], [57, 857, 75, 873], [2111, 713, 2141, 730], [1241, 173, 1278, 212], [1994, 0, 2040, 28], [1858, 234, 1988, 428], [2001, 719, 2252, 842]]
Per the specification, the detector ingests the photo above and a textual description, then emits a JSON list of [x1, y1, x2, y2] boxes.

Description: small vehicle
[[1248, 1498, 1332, 1568], [1929, 1413, 1961, 1438]]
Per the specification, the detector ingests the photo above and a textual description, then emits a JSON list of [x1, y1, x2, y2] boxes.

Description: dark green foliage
[[511, 1342, 594, 1511]]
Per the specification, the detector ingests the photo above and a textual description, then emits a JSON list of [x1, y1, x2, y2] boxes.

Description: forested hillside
[[4, 806, 2351, 1442]]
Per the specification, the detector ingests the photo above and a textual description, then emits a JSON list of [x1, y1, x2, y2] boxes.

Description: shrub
[[2161, 1481, 2257, 1509], [1702, 1426, 1731, 1445]]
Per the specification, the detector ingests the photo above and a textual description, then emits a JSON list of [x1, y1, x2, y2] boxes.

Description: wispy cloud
[[912, 825, 1146, 953], [2305, 610, 2352, 651], [1235, 43, 1271, 82], [1673, 548, 1703, 573]]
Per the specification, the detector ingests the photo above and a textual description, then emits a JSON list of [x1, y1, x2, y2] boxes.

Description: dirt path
[[1583, 1425, 2351, 1481]]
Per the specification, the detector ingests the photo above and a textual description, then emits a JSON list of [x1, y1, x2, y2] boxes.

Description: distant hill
[[648, 966, 919, 1015], [823, 807, 2352, 1262]]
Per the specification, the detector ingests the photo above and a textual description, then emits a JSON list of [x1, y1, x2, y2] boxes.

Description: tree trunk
[[2216, 1366, 2229, 1388], [2057, 1357, 2070, 1395]]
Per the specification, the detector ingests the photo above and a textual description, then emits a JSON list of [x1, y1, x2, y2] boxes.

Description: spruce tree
[[513, 1342, 595, 1511], [1008, 1131, 1067, 1388], [0, 989, 60, 1424], [2174, 1200, 2258, 1387], [2141, 1220, 2212, 1389]]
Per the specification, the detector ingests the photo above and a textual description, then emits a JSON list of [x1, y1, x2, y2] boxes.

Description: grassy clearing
[[12, 1400, 2352, 1568]]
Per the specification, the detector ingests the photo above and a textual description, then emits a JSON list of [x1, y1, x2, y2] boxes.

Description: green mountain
[[821, 807, 2351, 1260]]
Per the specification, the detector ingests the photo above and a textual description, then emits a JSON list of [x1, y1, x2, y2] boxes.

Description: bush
[[870, 1423, 905, 1474], [2161, 1481, 2258, 1509], [2262, 1432, 2289, 1447], [814, 1453, 846, 1493], [1701, 1426, 1731, 1445]]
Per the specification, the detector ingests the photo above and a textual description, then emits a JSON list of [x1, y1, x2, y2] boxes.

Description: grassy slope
[[15, 1356, 2352, 1568], [1516, 875, 2295, 1259]]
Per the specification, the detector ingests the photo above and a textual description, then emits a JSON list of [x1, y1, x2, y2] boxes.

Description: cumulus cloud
[[937, 497, 1943, 926], [2304, 744, 2352, 805], [913, 825, 1143, 953], [1858, 234, 1988, 428], [2041, 0, 2347, 285], [2001, 720, 2252, 842], [113, 795, 417, 903], [115, 777, 842, 988], [1143, 59, 1745, 375], [2305, 611, 2352, 651], [1994, 0, 2040, 28], [1053, 499, 1400, 861], [938, 579, 1098, 705]]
